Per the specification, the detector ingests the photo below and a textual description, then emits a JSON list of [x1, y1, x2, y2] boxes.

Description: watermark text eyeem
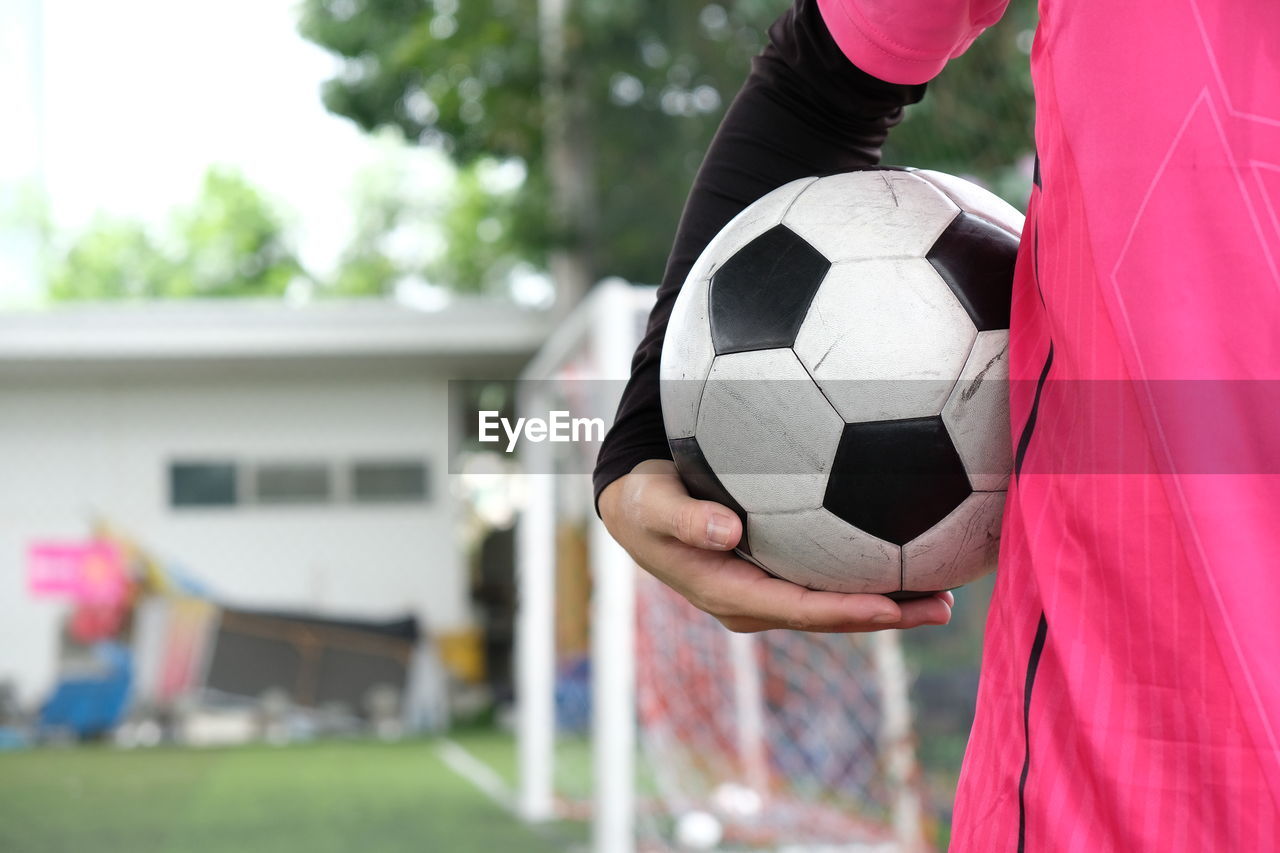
[[478, 410, 605, 453]]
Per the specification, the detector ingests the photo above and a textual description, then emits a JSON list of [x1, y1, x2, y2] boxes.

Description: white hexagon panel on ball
[[942, 330, 1013, 492], [747, 508, 902, 594], [915, 169, 1025, 236], [793, 257, 978, 423], [780, 169, 960, 262], [903, 491, 1007, 591], [695, 348, 844, 514]]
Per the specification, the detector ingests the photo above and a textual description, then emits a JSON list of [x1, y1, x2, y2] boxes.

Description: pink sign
[[27, 541, 128, 604]]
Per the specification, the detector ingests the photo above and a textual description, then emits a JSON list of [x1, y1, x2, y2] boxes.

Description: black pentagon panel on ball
[[926, 212, 1019, 332], [709, 225, 831, 355], [668, 435, 751, 555], [823, 416, 972, 546]]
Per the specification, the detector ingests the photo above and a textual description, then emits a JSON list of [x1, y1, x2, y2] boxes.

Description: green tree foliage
[[298, 0, 789, 289], [431, 159, 530, 293], [321, 128, 538, 296], [328, 137, 432, 298], [47, 218, 177, 302], [169, 168, 306, 298], [300, 0, 545, 166], [48, 167, 307, 302], [299, 0, 1036, 293]]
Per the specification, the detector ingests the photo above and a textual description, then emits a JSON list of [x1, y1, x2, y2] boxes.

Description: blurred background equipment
[[136, 600, 445, 744], [38, 641, 132, 741], [21, 524, 452, 747]]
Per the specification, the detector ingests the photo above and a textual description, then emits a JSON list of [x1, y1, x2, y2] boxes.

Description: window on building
[[253, 462, 332, 505], [351, 460, 429, 503], [170, 461, 238, 507]]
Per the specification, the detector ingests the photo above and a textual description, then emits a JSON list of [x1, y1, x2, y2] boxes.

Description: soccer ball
[[674, 810, 724, 850], [660, 168, 1022, 597]]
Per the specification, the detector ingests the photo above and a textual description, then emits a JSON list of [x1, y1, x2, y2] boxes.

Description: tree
[[299, 0, 1036, 299], [48, 167, 308, 302], [297, 0, 785, 300], [47, 217, 181, 302]]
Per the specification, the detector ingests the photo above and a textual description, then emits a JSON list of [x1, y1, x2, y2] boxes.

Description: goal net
[[633, 574, 924, 852]]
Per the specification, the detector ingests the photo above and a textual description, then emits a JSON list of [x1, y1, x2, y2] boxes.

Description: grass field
[[0, 731, 588, 853]]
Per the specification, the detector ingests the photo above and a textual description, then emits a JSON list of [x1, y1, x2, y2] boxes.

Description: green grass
[[0, 734, 588, 853]]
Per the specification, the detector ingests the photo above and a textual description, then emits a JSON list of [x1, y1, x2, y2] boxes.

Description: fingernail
[[706, 515, 732, 548], [873, 612, 898, 625]]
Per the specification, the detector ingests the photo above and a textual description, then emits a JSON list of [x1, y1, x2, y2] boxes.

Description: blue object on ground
[[0, 727, 30, 750], [39, 642, 133, 739], [554, 654, 591, 734]]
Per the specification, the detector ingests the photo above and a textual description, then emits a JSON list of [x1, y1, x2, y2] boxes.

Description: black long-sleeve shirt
[[592, 0, 927, 507]]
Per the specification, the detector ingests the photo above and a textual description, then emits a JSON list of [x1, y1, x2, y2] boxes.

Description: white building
[[0, 298, 552, 705]]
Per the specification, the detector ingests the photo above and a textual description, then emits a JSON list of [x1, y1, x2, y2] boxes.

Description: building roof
[[0, 298, 556, 377]]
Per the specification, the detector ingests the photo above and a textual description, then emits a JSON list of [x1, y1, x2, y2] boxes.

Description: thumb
[[623, 460, 743, 551], [667, 497, 743, 551]]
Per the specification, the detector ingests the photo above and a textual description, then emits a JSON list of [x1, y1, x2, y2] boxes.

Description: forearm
[[592, 0, 925, 509]]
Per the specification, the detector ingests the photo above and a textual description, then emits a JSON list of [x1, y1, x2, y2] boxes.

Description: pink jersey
[[819, 0, 1280, 849]]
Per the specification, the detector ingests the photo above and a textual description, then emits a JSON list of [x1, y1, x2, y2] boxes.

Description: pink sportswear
[[819, 0, 1280, 848]]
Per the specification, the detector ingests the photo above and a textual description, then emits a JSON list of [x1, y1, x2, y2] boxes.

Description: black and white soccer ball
[[660, 168, 1023, 597]]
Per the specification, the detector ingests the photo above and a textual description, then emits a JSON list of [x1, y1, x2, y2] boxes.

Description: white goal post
[[516, 279, 651, 852]]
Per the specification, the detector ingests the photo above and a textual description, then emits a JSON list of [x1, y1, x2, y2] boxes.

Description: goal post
[[515, 279, 651, 844]]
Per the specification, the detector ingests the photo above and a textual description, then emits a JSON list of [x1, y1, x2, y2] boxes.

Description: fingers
[[679, 548, 952, 633], [602, 461, 956, 636], [624, 460, 742, 551]]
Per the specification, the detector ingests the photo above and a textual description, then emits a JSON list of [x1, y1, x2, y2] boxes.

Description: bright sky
[[32, 0, 452, 277]]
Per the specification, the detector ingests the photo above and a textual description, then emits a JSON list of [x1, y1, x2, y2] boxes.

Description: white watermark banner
[[448, 379, 1280, 476]]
